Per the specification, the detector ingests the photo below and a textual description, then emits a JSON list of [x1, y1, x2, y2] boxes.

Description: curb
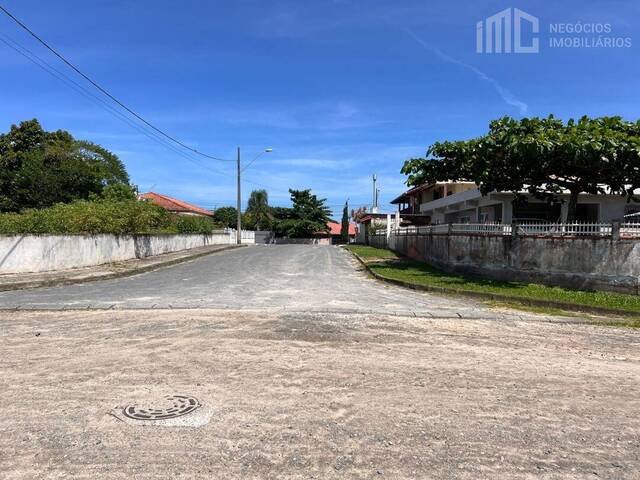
[[347, 249, 640, 319], [0, 244, 245, 292]]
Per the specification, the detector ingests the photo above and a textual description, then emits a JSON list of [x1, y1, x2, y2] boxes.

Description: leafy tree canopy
[[401, 115, 640, 222], [0, 119, 130, 212], [245, 189, 271, 230], [214, 206, 238, 229], [270, 206, 294, 220], [275, 189, 331, 238]]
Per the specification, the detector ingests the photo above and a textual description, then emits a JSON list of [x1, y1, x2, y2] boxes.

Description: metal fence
[[516, 222, 612, 236], [382, 221, 640, 239], [621, 223, 640, 238]]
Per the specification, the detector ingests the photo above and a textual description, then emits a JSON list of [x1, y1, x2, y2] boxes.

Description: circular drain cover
[[123, 395, 201, 420]]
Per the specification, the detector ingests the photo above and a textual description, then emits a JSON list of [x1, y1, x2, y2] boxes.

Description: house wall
[[418, 183, 476, 204], [355, 224, 367, 243], [370, 232, 640, 294], [0, 232, 244, 274], [424, 193, 629, 224]]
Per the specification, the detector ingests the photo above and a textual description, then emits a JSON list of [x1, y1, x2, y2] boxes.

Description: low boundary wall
[[274, 238, 331, 245], [370, 232, 640, 294], [0, 232, 244, 274]]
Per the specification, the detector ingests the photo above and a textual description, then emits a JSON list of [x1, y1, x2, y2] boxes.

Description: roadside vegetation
[[0, 119, 130, 212], [0, 120, 221, 235], [345, 245, 399, 261], [345, 245, 640, 317], [217, 188, 331, 238], [402, 116, 640, 223], [0, 193, 220, 235]]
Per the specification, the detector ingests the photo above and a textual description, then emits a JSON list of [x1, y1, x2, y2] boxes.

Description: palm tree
[[246, 189, 271, 230]]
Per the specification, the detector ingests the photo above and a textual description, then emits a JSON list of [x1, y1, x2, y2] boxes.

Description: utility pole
[[372, 174, 378, 213], [236, 146, 241, 245]]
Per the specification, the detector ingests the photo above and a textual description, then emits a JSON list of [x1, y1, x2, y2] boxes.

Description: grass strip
[[345, 245, 640, 316]]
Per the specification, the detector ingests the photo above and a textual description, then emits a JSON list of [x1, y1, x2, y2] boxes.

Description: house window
[[575, 203, 599, 222], [513, 203, 562, 222]]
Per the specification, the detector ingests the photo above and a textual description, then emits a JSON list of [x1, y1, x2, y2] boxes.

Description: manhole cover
[[123, 395, 201, 421]]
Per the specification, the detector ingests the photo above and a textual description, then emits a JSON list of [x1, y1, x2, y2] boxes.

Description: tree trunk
[[565, 189, 580, 223]]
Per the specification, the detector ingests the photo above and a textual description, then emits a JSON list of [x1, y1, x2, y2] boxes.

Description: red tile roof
[[139, 192, 214, 217], [327, 220, 357, 236]]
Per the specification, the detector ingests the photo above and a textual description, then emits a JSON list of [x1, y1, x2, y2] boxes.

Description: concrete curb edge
[[0, 244, 246, 292]]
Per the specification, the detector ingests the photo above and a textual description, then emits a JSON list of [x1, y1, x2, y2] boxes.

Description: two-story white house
[[390, 182, 637, 224]]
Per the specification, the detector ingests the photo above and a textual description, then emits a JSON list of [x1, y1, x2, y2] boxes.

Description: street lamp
[[236, 147, 273, 244]]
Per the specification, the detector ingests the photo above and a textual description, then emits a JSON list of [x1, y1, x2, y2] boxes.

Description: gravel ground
[[1, 309, 639, 479], [1, 245, 639, 478]]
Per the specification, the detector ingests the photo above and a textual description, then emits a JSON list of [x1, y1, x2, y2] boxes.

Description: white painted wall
[[0, 232, 249, 274], [423, 192, 628, 224]]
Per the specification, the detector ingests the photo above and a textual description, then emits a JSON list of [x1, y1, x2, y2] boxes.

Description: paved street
[[1, 244, 493, 318], [1, 245, 640, 479]]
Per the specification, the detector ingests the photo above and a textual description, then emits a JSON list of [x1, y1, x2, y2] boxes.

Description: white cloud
[[404, 28, 529, 115]]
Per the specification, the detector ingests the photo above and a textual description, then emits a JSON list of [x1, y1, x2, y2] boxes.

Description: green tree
[[340, 201, 350, 242], [401, 116, 640, 223], [276, 189, 331, 238], [246, 189, 271, 230], [93, 183, 138, 201], [0, 119, 130, 212], [270, 206, 294, 220], [214, 206, 238, 228]]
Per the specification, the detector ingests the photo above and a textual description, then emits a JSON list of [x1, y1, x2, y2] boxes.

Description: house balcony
[[420, 188, 483, 213], [399, 206, 419, 215]]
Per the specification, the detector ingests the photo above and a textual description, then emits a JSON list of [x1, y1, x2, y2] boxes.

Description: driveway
[[1, 245, 639, 479]]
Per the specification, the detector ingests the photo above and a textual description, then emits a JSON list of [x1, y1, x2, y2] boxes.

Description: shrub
[[0, 198, 225, 235], [173, 215, 219, 234], [0, 199, 219, 235]]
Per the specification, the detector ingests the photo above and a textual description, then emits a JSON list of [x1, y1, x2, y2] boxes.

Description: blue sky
[[0, 0, 638, 216]]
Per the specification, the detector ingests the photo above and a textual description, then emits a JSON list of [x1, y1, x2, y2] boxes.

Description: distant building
[[313, 220, 358, 245], [138, 192, 214, 218], [353, 212, 395, 244], [327, 220, 358, 244], [390, 182, 476, 225]]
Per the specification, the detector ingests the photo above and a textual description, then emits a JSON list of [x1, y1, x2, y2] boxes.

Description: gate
[[254, 231, 275, 244]]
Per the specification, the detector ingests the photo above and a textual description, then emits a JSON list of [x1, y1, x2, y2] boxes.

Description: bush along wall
[[0, 199, 221, 235]]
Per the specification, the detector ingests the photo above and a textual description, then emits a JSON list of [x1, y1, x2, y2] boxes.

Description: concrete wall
[[372, 232, 640, 294], [0, 232, 238, 274]]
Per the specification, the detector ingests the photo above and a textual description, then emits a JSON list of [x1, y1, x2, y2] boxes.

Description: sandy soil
[[1, 309, 639, 479]]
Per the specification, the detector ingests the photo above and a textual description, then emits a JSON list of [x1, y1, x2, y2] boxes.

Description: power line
[[0, 21, 281, 191], [0, 4, 233, 163], [0, 33, 237, 181], [0, 7, 287, 196]]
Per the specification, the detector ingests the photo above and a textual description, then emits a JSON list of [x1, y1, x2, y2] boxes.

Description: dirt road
[[2, 308, 639, 479]]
